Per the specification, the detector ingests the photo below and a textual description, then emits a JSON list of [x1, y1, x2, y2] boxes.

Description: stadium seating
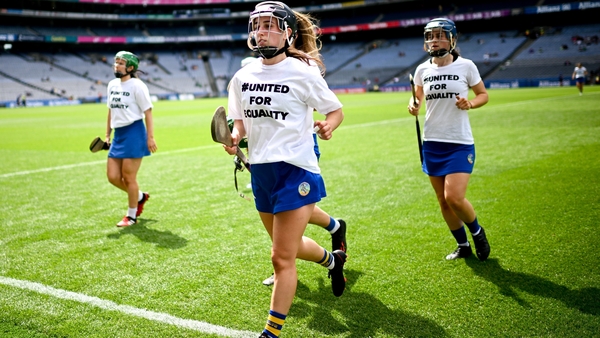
[[0, 53, 92, 100], [145, 51, 210, 96], [0, 77, 56, 103], [320, 42, 366, 73], [0, 0, 598, 106], [487, 24, 600, 81], [324, 38, 425, 87]]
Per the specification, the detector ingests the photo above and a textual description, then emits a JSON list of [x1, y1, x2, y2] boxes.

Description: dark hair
[[286, 10, 326, 74], [130, 69, 147, 78]]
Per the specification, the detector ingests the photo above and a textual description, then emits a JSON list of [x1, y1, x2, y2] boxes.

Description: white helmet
[[247, 1, 297, 59]]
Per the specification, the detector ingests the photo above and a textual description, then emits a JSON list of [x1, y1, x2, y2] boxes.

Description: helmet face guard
[[114, 51, 139, 78], [247, 1, 297, 59], [424, 18, 457, 57]]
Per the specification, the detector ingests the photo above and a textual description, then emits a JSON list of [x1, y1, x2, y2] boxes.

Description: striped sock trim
[[264, 310, 286, 337], [317, 249, 334, 268], [325, 217, 339, 233]]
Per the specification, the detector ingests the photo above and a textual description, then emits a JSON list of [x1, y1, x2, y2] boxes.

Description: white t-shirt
[[573, 66, 587, 79], [414, 56, 482, 145], [106, 77, 153, 129], [228, 57, 342, 173]]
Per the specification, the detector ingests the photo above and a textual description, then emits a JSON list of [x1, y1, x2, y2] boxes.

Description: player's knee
[[121, 175, 137, 186], [271, 251, 294, 272], [107, 174, 121, 186], [445, 194, 464, 209]]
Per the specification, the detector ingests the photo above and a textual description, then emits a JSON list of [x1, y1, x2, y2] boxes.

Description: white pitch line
[[0, 145, 216, 179], [2, 92, 595, 180], [0, 160, 106, 178], [0, 275, 256, 338]]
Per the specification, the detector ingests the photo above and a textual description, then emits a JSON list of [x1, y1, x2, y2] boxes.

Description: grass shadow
[[293, 269, 448, 337], [106, 218, 188, 249], [466, 258, 600, 315]]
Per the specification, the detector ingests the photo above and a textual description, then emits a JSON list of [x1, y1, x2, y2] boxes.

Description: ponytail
[[286, 11, 326, 75]]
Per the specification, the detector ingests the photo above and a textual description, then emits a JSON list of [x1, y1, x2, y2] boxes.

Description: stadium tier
[[1, 1, 599, 106]]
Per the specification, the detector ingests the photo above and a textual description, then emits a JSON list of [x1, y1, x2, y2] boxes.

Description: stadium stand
[[0, 77, 57, 103], [325, 38, 426, 88], [487, 24, 600, 82], [0, 25, 38, 35], [0, 0, 599, 107]]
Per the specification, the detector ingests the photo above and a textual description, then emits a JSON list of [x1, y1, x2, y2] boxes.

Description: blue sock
[[451, 226, 469, 246], [465, 217, 481, 235], [324, 217, 336, 232]]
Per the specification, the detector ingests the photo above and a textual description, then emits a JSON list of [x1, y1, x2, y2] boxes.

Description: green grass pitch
[[1, 86, 599, 337]]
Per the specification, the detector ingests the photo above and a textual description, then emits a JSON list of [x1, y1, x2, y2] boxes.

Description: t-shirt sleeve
[[466, 60, 482, 87], [304, 70, 342, 115], [106, 82, 111, 109], [414, 65, 425, 87], [136, 81, 153, 112], [227, 77, 243, 120]]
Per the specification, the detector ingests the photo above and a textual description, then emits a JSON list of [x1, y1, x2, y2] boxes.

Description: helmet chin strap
[[114, 70, 134, 78], [429, 48, 450, 57], [252, 21, 294, 60], [257, 46, 288, 59]]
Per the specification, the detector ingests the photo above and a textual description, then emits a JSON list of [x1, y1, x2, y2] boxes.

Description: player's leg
[[443, 173, 475, 224], [444, 173, 490, 261], [115, 158, 142, 226], [121, 158, 142, 208], [263, 206, 347, 286], [258, 204, 346, 337], [258, 206, 310, 337], [310, 206, 347, 252], [429, 175, 472, 259], [309, 134, 347, 251], [107, 157, 126, 191]]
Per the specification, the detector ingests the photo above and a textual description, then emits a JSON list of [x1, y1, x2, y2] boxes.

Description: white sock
[[327, 254, 336, 270], [138, 191, 143, 202], [127, 208, 137, 219], [329, 219, 340, 234]]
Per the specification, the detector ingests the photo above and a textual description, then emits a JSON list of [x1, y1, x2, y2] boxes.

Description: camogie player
[[224, 2, 346, 337], [407, 18, 491, 261], [230, 57, 348, 287], [572, 62, 588, 95], [105, 51, 156, 227], [231, 121, 348, 287]]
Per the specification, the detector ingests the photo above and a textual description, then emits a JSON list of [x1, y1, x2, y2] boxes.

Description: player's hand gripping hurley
[[409, 74, 424, 164], [89, 137, 110, 153], [211, 106, 250, 170], [210, 106, 252, 200]]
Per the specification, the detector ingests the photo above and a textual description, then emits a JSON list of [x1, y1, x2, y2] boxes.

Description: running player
[[225, 2, 346, 337], [230, 121, 348, 286], [407, 18, 491, 261]]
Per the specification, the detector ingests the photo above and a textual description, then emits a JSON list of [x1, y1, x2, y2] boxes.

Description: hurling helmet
[[424, 18, 457, 57], [114, 51, 139, 71], [247, 1, 297, 59]]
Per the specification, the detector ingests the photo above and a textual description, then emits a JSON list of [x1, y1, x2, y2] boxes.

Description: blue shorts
[[576, 77, 585, 84], [251, 161, 326, 214], [108, 119, 150, 159], [422, 141, 475, 176]]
